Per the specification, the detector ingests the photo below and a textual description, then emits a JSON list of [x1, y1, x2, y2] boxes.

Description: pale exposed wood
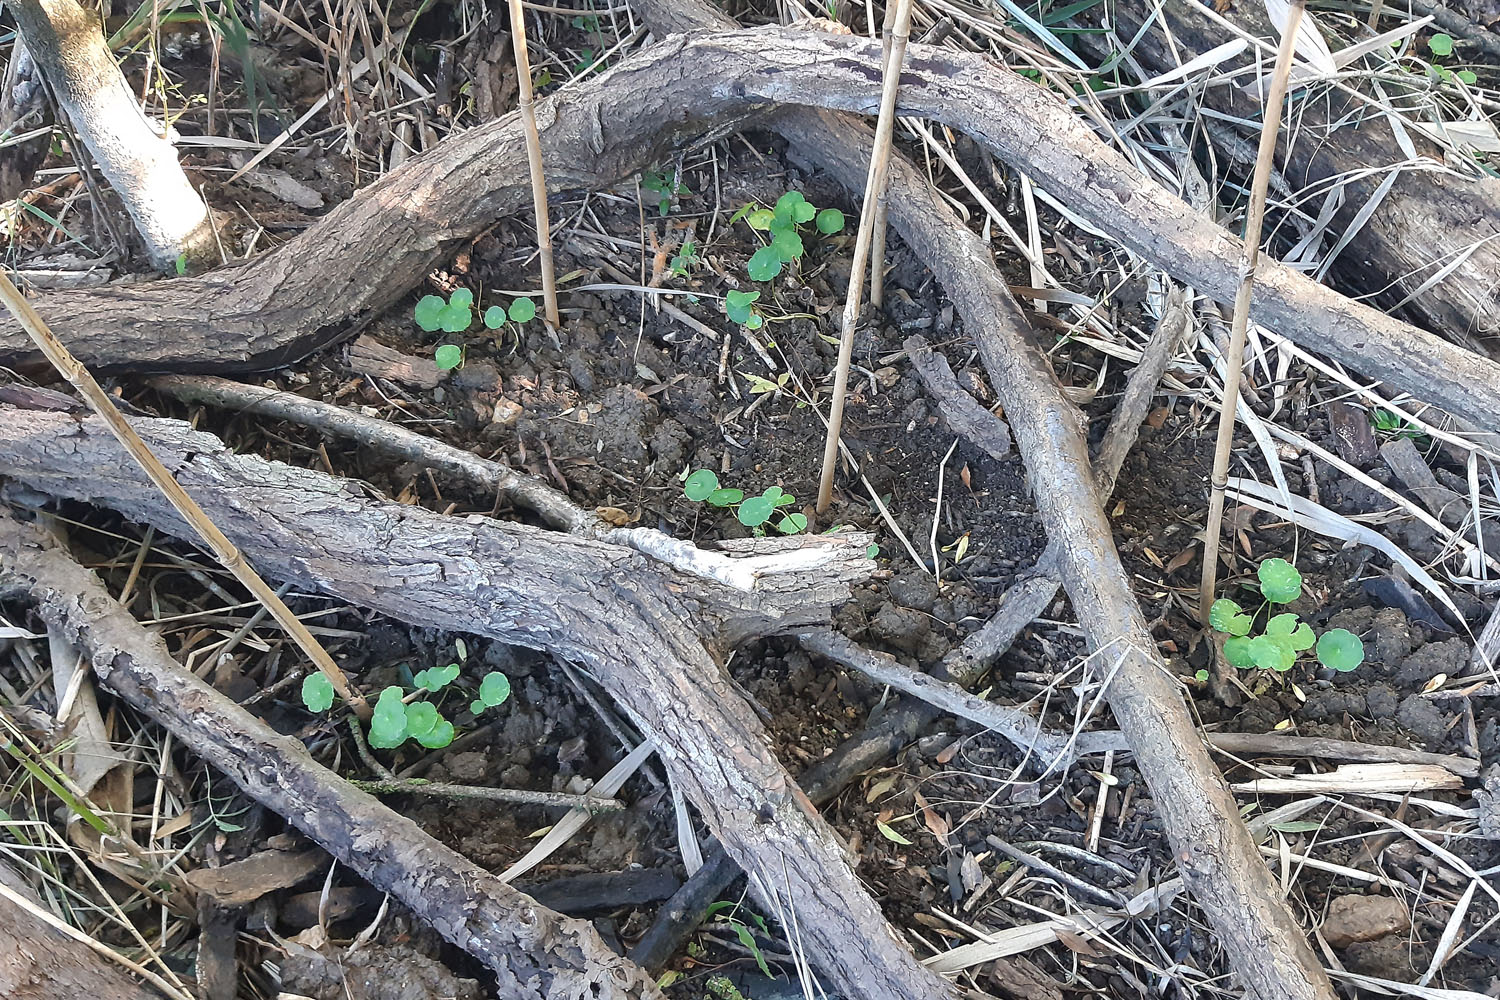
[[8, 0, 214, 268]]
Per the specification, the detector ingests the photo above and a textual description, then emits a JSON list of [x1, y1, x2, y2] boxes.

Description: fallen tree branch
[[0, 511, 661, 1000], [0, 407, 953, 1000], [0, 27, 1493, 440]]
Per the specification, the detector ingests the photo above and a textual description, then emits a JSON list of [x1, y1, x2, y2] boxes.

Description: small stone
[[1364, 683, 1399, 719], [491, 397, 523, 427], [1396, 694, 1449, 745], [445, 751, 489, 785], [1320, 894, 1410, 949], [888, 572, 940, 614]]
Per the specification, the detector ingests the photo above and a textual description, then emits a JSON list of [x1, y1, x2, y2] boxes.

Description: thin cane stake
[[1199, 0, 1306, 621], [0, 271, 370, 720], [816, 0, 913, 514], [508, 0, 560, 327], [868, 1, 897, 309]]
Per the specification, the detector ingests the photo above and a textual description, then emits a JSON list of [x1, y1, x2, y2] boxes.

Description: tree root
[[0, 27, 1494, 438], [0, 511, 662, 1000], [0, 406, 953, 1000]]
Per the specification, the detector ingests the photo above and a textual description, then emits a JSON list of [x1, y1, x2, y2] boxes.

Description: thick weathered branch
[[0, 408, 952, 1000], [621, 10, 1335, 998], [1088, 0, 1500, 349], [0, 511, 660, 1000], [0, 28, 1496, 439], [8, 0, 214, 268]]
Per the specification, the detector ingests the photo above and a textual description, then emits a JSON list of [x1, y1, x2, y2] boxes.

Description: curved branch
[[0, 28, 1493, 440]]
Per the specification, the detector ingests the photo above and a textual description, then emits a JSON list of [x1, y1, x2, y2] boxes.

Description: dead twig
[[508, 0, 560, 327], [1200, 0, 1304, 621]]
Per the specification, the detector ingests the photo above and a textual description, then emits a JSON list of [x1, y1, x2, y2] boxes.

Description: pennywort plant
[[1209, 558, 1365, 673], [723, 191, 845, 328], [414, 288, 538, 370], [682, 469, 807, 534], [301, 661, 513, 751]]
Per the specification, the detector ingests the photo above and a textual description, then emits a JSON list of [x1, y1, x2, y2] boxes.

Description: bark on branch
[[7, 0, 215, 268], [0, 406, 952, 1000], [0, 27, 1495, 440], [0, 511, 660, 1000]]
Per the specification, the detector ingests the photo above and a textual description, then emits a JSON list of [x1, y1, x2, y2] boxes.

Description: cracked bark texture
[[0, 408, 953, 1000], [0, 511, 660, 1000], [0, 28, 1492, 442], [0, 858, 164, 1000]]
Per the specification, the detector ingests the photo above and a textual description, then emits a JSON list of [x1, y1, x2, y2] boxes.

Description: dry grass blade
[[1198, 0, 1305, 621], [509, 0, 561, 328], [0, 271, 368, 719], [817, 0, 914, 513]]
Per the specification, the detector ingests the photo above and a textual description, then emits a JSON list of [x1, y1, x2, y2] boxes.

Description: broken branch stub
[[0, 407, 956, 1000]]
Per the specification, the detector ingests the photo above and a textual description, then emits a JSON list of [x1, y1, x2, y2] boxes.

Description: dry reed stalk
[[816, 0, 913, 513], [0, 270, 369, 719]]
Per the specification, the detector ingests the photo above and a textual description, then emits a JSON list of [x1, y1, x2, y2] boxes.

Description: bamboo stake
[[816, 0, 913, 514], [868, 2, 897, 309], [0, 271, 370, 720], [508, 0, 560, 328], [1199, 0, 1305, 621]]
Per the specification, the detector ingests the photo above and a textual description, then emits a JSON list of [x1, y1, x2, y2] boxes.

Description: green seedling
[[469, 670, 512, 716], [420, 288, 536, 370], [724, 191, 845, 326], [669, 239, 700, 278], [683, 469, 805, 534], [1425, 33, 1477, 85], [301, 664, 512, 751], [1209, 558, 1365, 672], [641, 169, 691, 217], [1370, 407, 1429, 444], [704, 902, 772, 978]]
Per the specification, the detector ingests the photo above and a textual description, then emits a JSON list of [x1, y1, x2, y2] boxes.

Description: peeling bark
[[0, 407, 955, 1000]]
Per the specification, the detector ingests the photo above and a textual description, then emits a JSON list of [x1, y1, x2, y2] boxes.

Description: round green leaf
[[1208, 598, 1252, 636], [404, 701, 441, 739], [415, 663, 461, 692], [761, 486, 784, 503], [816, 208, 845, 234], [434, 344, 463, 370], [301, 673, 335, 713], [745, 208, 774, 230], [776, 512, 808, 534], [745, 314, 763, 329], [478, 671, 512, 708], [414, 295, 446, 332], [368, 686, 408, 749], [1223, 635, 1257, 668], [1316, 628, 1365, 672], [449, 287, 474, 308], [1265, 613, 1316, 652], [1194, 668, 1209, 683], [439, 304, 471, 333], [737, 495, 774, 527], [707, 488, 743, 507], [509, 297, 537, 323], [1428, 32, 1454, 57], [793, 200, 816, 224], [1457, 69, 1477, 84], [417, 719, 455, 749], [1257, 558, 1303, 604], [724, 289, 760, 325], [684, 469, 719, 501], [483, 305, 506, 329], [747, 246, 784, 282], [772, 229, 805, 262], [1248, 634, 1296, 672]]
